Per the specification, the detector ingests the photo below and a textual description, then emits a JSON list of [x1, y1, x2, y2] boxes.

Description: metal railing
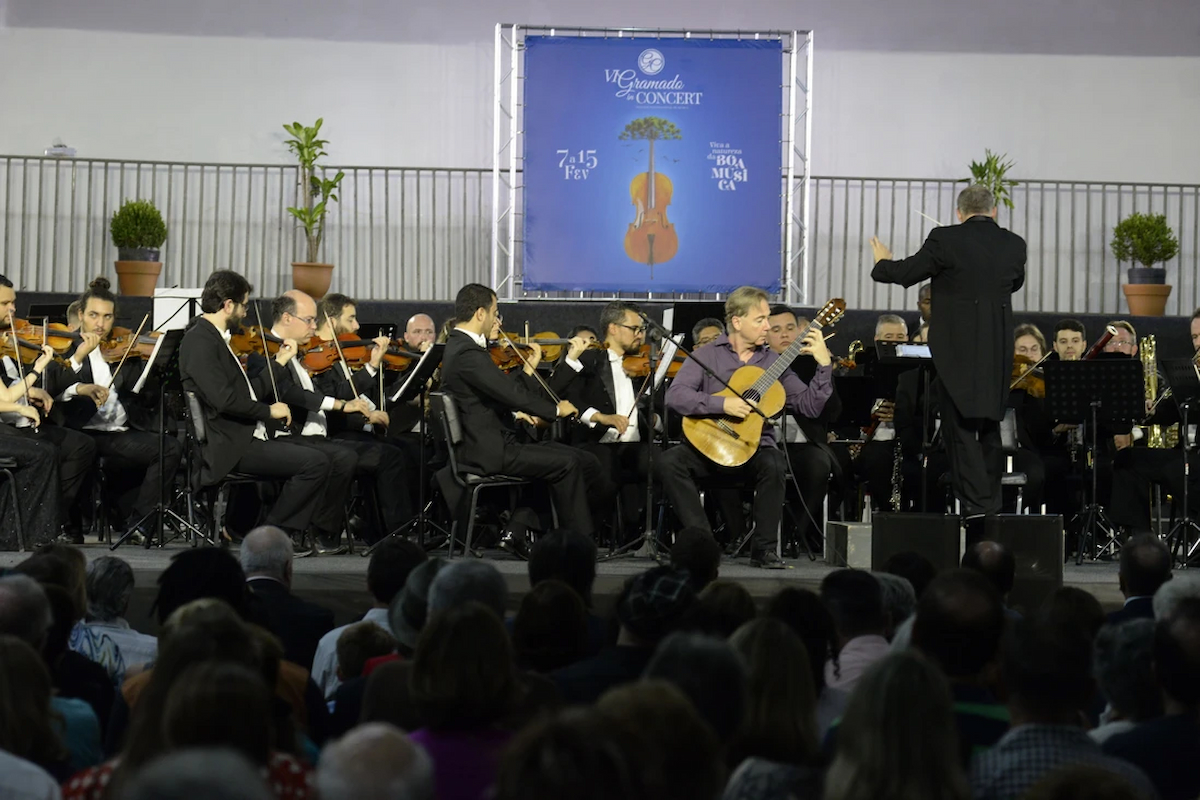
[[3, 154, 1197, 314]]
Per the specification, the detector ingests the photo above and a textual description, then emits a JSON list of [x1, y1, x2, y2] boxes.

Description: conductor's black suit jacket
[[871, 215, 1026, 421], [439, 329, 558, 475]]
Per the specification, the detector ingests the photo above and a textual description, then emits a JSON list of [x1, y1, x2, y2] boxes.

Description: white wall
[[1, 27, 1199, 183]]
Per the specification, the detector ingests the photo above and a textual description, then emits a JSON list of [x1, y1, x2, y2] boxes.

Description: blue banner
[[522, 37, 783, 294]]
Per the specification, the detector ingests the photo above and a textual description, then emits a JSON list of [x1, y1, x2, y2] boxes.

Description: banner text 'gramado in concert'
[[603, 70, 704, 106]]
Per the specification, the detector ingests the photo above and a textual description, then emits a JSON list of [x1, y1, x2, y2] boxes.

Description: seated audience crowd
[[1, 530, 1197, 800]]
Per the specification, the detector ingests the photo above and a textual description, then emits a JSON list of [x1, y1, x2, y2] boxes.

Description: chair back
[[184, 391, 208, 446], [430, 392, 466, 479], [1000, 407, 1019, 454]]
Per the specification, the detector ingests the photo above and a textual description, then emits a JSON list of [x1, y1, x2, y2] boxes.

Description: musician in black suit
[[43, 278, 184, 540], [871, 185, 1026, 517], [178, 270, 331, 541], [440, 283, 604, 538], [550, 301, 656, 540]]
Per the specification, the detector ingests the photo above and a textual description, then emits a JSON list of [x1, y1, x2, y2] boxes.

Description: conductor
[[869, 185, 1026, 516]]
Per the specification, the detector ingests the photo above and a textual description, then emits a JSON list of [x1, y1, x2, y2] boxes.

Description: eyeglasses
[[291, 314, 318, 326], [617, 323, 647, 334], [1109, 340, 1135, 349]]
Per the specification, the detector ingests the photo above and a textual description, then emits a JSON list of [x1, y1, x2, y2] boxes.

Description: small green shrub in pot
[[110, 199, 167, 262], [1111, 212, 1179, 283]]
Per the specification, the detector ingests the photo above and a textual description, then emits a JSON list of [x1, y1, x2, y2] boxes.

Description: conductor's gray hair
[[957, 185, 995, 217]]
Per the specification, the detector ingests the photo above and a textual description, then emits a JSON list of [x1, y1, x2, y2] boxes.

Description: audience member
[[310, 538, 426, 697], [70, 556, 158, 686], [0, 747, 64, 800], [0, 635, 73, 781], [1021, 764, 1144, 800], [1153, 572, 1200, 620], [335, 622, 396, 684], [724, 619, 823, 800], [1110, 534, 1172, 625], [819, 570, 888, 692], [42, 584, 115, 737], [873, 572, 916, 640], [122, 749, 272, 800], [681, 580, 757, 639], [1103, 597, 1200, 799], [1090, 620, 1161, 744], [427, 560, 507, 619], [825, 652, 969, 800], [671, 526, 722, 591], [23, 544, 88, 617], [969, 617, 1155, 800], [597, 680, 726, 800], [962, 541, 1019, 616], [644, 632, 748, 746], [910, 569, 1010, 763], [1039, 587, 1106, 642], [408, 602, 520, 800], [391, 558, 450, 656], [551, 566, 695, 705], [512, 579, 589, 673], [241, 526, 335, 670], [527, 530, 605, 654], [318, 723, 434, 800], [881, 551, 938, 599], [152, 547, 260, 626], [765, 587, 846, 735]]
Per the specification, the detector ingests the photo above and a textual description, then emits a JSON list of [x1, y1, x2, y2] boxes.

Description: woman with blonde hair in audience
[[823, 651, 969, 800]]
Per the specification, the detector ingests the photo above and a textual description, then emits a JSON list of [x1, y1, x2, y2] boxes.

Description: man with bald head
[[318, 722, 433, 800], [403, 314, 436, 353], [250, 290, 413, 553]]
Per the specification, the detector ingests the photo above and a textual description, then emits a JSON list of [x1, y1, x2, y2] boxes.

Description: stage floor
[[0, 540, 1127, 637]]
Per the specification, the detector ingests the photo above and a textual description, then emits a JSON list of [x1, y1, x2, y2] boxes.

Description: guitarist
[[658, 286, 833, 569]]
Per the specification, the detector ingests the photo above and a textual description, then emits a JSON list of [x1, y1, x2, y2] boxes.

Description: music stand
[[110, 330, 210, 549], [363, 344, 448, 555], [1044, 358, 1143, 564], [1162, 359, 1200, 565]]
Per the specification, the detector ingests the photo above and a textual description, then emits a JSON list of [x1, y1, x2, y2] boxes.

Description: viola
[[1010, 354, 1046, 399], [623, 135, 678, 272]]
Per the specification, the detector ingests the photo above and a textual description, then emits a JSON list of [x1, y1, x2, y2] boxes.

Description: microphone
[[1082, 325, 1119, 361]]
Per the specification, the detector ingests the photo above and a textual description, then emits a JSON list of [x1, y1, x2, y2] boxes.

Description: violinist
[[441, 284, 613, 541], [550, 301, 655, 542], [255, 290, 412, 552], [1006, 323, 1057, 514], [64, 300, 81, 332], [0, 273, 97, 546], [310, 293, 396, 437], [178, 270, 332, 550], [43, 277, 182, 543]]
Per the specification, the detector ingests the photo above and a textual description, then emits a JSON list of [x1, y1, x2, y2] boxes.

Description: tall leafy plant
[[1111, 212, 1180, 269], [283, 118, 345, 264], [963, 149, 1018, 210]]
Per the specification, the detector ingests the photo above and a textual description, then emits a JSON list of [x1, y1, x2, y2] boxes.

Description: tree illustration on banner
[[621, 117, 681, 277]]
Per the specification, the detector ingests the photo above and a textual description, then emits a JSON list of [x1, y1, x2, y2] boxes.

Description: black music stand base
[[1166, 401, 1200, 567]]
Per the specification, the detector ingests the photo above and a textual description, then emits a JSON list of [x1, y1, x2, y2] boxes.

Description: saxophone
[[1140, 336, 1179, 448], [890, 441, 903, 511]]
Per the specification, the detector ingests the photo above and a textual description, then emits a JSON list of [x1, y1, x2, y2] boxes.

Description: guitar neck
[[753, 319, 821, 395]]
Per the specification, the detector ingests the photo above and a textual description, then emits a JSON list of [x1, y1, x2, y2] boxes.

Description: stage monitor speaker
[[966, 514, 1064, 616], [871, 513, 961, 572], [826, 521, 873, 569]]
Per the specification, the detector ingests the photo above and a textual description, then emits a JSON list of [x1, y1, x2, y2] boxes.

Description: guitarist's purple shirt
[[666, 334, 833, 447]]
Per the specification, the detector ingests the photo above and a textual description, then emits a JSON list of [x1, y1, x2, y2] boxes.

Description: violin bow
[[6, 312, 38, 431], [105, 313, 150, 391], [499, 331, 574, 419], [252, 302, 284, 434], [1009, 350, 1053, 390]]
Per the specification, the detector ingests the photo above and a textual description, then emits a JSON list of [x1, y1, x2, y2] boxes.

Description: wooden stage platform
[[0, 541, 1126, 638]]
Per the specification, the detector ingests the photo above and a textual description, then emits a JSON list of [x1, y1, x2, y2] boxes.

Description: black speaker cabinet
[[871, 513, 961, 572], [966, 514, 1064, 616]]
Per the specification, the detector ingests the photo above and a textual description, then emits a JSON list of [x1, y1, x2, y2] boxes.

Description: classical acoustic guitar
[[683, 298, 847, 468]]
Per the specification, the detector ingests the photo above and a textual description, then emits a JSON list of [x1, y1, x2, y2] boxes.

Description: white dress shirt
[[219, 327, 267, 441], [271, 327, 337, 438], [62, 348, 130, 432], [565, 348, 640, 443], [0, 356, 34, 428]]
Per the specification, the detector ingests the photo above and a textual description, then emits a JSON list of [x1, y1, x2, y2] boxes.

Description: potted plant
[[1112, 212, 1180, 316], [283, 118, 344, 299], [963, 150, 1018, 211], [110, 199, 167, 296]]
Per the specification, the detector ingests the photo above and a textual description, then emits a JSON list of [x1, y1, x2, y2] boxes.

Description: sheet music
[[131, 334, 168, 394], [390, 345, 439, 404], [653, 339, 679, 390], [896, 343, 932, 359]]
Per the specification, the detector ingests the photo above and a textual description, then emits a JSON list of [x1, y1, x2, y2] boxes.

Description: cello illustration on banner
[[621, 116, 681, 278]]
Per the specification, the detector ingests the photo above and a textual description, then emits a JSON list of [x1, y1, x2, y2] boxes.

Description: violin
[[1010, 354, 1046, 399], [498, 331, 571, 363], [624, 133, 678, 271], [301, 334, 422, 375], [621, 344, 687, 379], [1, 322, 54, 365], [228, 326, 290, 359], [98, 326, 162, 363], [3, 317, 84, 356]]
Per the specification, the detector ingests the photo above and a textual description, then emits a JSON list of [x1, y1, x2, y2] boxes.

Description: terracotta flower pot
[[291, 262, 334, 300], [1121, 283, 1172, 317], [114, 260, 163, 296]]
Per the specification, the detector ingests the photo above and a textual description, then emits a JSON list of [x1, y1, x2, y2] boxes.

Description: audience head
[[874, 572, 917, 639], [881, 551, 938, 599], [389, 558, 448, 654], [318, 722, 434, 800], [911, 569, 1005, 680], [84, 555, 136, 622], [1119, 534, 1172, 599], [766, 587, 838, 693], [427, 559, 506, 619], [682, 580, 757, 639], [825, 652, 969, 800], [1093, 619, 1161, 724], [18, 546, 86, 618], [43, 583, 82, 666], [644, 632, 747, 744], [154, 548, 253, 625], [820, 569, 887, 645], [1155, 596, 1200, 713], [512, 579, 588, 673], [239, 525, 294, 585], [670, 527, 722, 591], [367, 538, 428, 607], [162, 661, 274, 766], [1153, 573, 1200, 620], [1003, 616, 1095, 722], [961, 540, 1016, 600], [0, 635, 66, 770], [597, 680, 725, 800], [1022, 764, 1144, 800], [614, 566, 696, 647], [1039, 586, 1106, 642], [123, 749, 272, 800], [0, 574, 52, 649], [728, 618, 818, 767], [336, 621, 397, 682], [410, 602, 517, 731], [528, 529, 597, 607]]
